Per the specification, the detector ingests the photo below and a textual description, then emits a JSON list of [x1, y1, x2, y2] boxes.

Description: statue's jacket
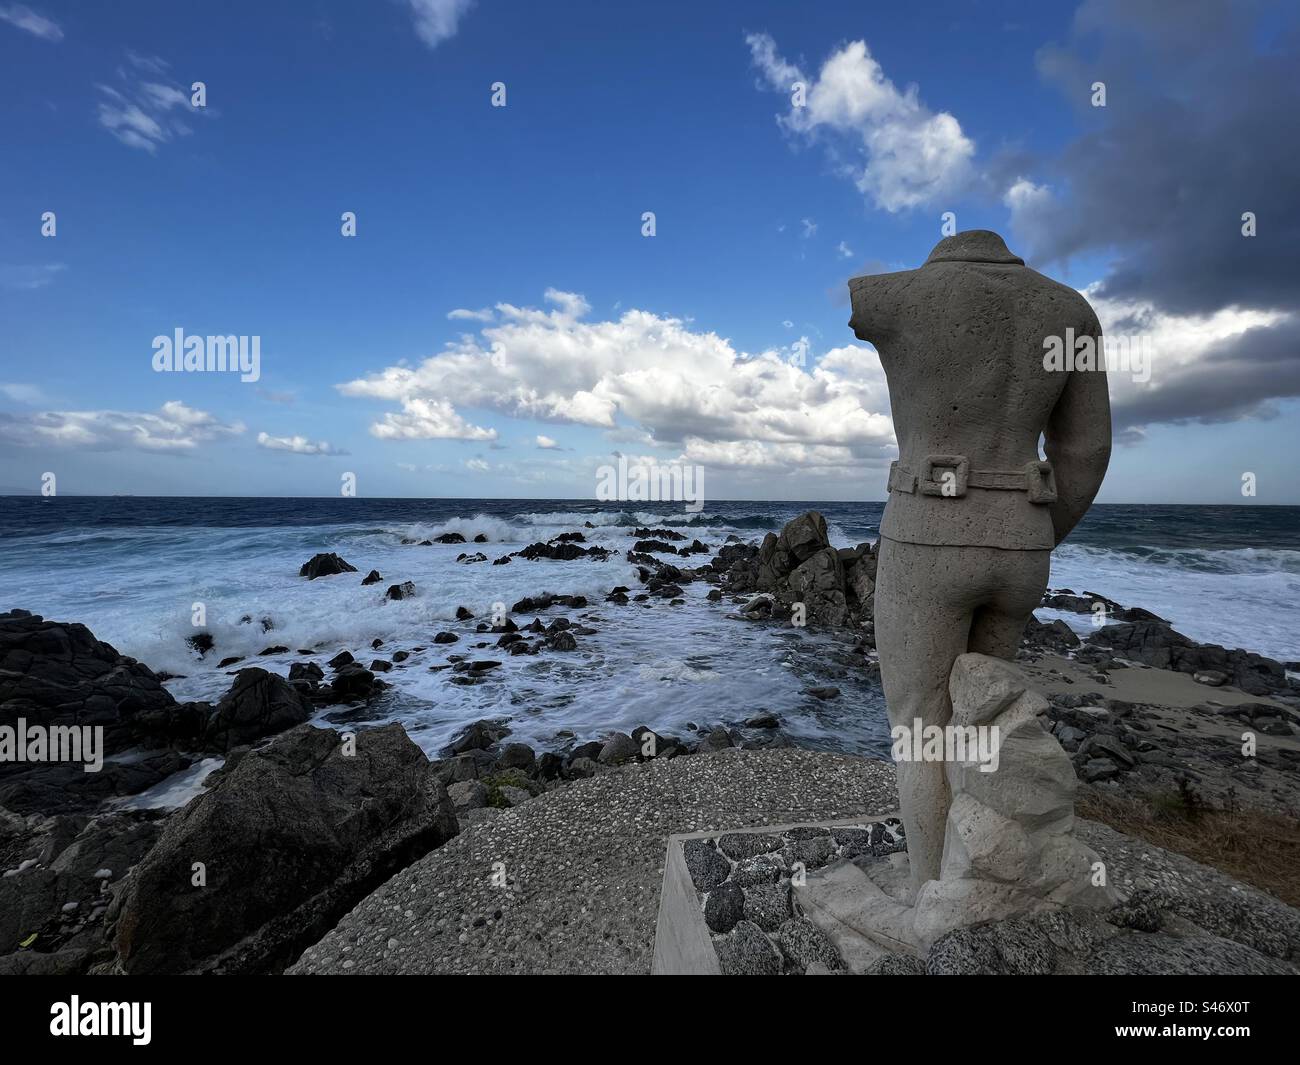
[[849, 231, 1105, 552]]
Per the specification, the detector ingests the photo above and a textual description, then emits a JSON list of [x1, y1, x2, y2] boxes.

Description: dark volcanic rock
[[386, 581, 417, 601], [0, 611, 185, 764], [514, 541, 610, 562], [433, 532, 466, 544], [186, 632, 215, 657], [926, 904, 1296, 975], [201, 668, 313, 753], [447, 719, 511, 755], [714, 920, 781, 975], [776, 917, 844, 971], [360, 570, 383, 586], [299, 553, 357, 580], [683, 839, 731, 892], [0, 810, 164, 971], [1089, 621, 1288, 695], [703, 880, 745, 933], [110, 723, 458, 974]]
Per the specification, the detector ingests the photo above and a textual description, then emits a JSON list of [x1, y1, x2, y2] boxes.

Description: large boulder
[[787, 547, 849, 626], [0, 610, 181, 755], [201, 668, 313, 753], [0, 612, 197, 812], [110, 722, 458, 974], [756, 512, 829, 589], [298, 553, 357, 579]]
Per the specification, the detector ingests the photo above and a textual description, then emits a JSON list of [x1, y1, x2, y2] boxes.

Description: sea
[[2, 497, 1297, 775]]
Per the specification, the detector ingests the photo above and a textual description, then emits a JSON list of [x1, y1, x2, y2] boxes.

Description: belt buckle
[[1025, 460, 1057, 503], [921, 454, 969, 498]]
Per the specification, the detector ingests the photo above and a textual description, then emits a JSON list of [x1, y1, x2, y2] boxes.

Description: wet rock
[[549, 631, 578, 652], [497, 743, 535, 770], [202, 668, 313, 753], [187, 632, 215, 656], [299, 553, 357, 580], [111, 723, 457, 974], [598, 733, 639, 764], [361, 570, 383, 586], [386, 581, 416, 601], [447, 719, 511, 755]]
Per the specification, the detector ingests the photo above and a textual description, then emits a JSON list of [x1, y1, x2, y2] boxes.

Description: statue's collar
[[924, 230, 1024, 266]]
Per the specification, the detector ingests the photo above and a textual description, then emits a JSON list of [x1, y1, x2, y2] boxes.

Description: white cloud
[[96, 52, 208, 153], [0, 4, 62, 41], [535, 434, 560, 449], [746, 33, 975, 212], [465, 457, 490, 473], [0, 263, 65, 290], [338, 290, 896, 472], [0, 382, 44, 404], [836, 241, 853, 259], [358, 395, 498, 441], [256, 431, 346, 456], [407, 0, 473, 50], [801, 218, 817, 238], [0, 400, 243, 451], [447, 307, 494, 322]]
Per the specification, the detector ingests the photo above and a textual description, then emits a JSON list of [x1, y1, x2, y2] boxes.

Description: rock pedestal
[[910, 653, 1115, 948], [796, 654, 1114, 960]]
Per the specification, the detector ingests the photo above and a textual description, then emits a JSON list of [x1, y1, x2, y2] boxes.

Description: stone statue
[[848, 230, 1112, 893]]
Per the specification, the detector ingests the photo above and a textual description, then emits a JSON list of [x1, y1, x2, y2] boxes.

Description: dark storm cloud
[[1015, 0, 1299, 316], [1113, 315, 1300, 431]]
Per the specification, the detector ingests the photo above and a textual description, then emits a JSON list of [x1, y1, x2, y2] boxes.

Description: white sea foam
[[4, 505, 1296, 815]]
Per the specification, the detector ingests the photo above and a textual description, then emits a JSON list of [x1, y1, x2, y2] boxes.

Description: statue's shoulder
[[847, 268, 920, 343], [1023, 269, 1103, 334]]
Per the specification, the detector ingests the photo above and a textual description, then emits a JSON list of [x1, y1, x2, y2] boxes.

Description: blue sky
[[1, 0, 1297, 503]]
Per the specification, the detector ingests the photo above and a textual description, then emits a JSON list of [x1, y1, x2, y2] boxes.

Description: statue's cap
[[924, 230, 1024, 266]]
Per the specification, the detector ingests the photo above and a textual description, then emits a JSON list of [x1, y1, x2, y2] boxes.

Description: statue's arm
[[1043, 316, 1112, 546], [847, 273, 904, 344]]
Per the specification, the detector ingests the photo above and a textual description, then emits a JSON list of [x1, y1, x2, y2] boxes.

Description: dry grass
[[1078, 785, 1300, 908]]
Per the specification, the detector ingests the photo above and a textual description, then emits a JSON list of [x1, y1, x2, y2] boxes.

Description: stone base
[[794, 853, 922, 971], [651, 816, 904, 975]]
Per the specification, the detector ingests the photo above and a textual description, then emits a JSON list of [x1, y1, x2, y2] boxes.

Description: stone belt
[[888, 455, 1058, 503]]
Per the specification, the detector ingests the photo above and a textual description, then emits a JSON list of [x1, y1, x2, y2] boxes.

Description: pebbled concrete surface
[[290, 749, 897, 974], [290, 748, 1300, 974]]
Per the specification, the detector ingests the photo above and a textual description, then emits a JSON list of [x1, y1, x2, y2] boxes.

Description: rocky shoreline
[[2, 510, 1297, 974]]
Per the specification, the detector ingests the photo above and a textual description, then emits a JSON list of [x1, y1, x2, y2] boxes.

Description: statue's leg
[[968, 549, 1051, 658], [874, 537, 979, 892]]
